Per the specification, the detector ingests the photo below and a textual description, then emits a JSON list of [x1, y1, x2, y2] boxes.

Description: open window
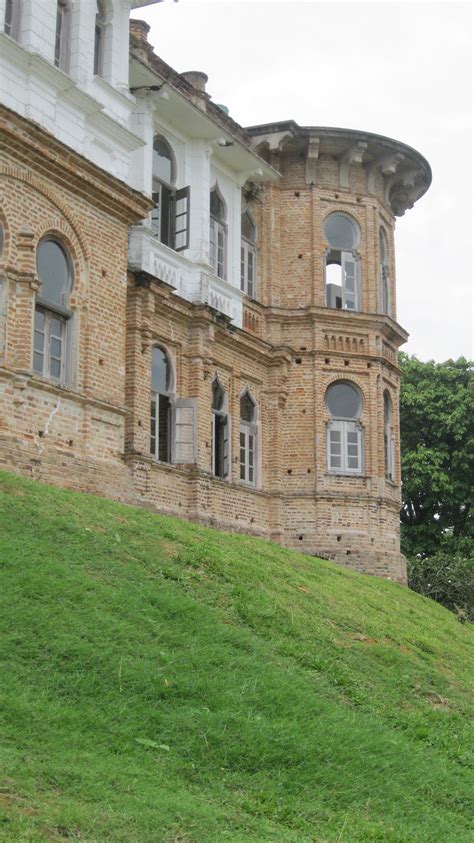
[[55, 0, 69, 71], [380, 228, 390, 315], [240, 390, 257, 486], [326, 381, 363, 475], [150, 346, 173, 462], [34, 238, 73, 383], [384, 390, 395, 481], [241, 211, 256, 298], [211, 378, 229, 479], [210, 187, 227, 279], [151, 135, 190, 252], [324, 213, 361, 311]]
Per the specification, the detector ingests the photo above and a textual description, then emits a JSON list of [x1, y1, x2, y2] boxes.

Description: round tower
[[246, 122, 431, 582]]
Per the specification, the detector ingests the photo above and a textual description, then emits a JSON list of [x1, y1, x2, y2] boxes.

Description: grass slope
[[0, 471, 473, 843]]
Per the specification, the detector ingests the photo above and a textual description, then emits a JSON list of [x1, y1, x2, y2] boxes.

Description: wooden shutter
[[342, 252, 358, 310], [174, 398, 197, 464], [174, 186, 190, 252], [222, 415, 229, 478]]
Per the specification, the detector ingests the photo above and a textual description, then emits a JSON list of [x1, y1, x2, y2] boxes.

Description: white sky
[[135, 0, 473, 362]]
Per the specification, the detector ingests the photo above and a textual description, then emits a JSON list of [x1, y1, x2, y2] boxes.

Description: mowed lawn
[[0, 470, 473, 842]]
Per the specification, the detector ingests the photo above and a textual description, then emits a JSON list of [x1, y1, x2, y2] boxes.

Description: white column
[[129, 94, 154, 196], [187, 140, 212, 266]]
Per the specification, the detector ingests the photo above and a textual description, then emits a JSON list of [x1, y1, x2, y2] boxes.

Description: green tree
[[399, 354, 473, 616]]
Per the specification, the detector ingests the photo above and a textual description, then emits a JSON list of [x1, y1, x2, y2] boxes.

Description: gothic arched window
[[241, 211, 256, 298], [326, 381, 363, 474], [324, 213, 361, 311], [211, 378, 229, 478], [384, 390, 395, 481], [34, 238, 73, 381], [150, 346, 173, 462], [210, 187, 227, 279], [240, 390, 257, 485]]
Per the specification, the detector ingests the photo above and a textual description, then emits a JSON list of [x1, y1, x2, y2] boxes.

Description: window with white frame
[[151, 135, 190, 251], [211, 378, 229, 479], [241, 211, 256, 298], [240, 391, 257, 486], [384, 390, 395, 481], [326, 381, 363, 474], [4, 0, 20, 39], [34, 239, 73, 382], [379, 228, 390, 316], [210, 187, 226, 279], [94, 0, 105, 76], [150, 346, 173, 463], [324, 213, 361, 311], [54, 0, 69, 71]]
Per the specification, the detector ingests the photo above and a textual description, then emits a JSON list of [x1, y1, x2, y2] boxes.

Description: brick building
[[0, 1, 431, 582]]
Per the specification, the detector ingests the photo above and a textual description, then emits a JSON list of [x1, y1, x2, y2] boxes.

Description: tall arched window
[[326, 381, 363, 474], [94, 0, 106, 76], [384, 390, 395, 481], [240, 390, 257, 485], [210, 187, 226, 279], [241, 211, 256, 298], [150, 346, 173, 462], [211, 378, 229, 478], [379, 228, 390, 315], [151, 136, 190, 252], [34, 239, 73, 382], [55, 0, 69, 71], [4, 0, 20, 39], [324, 213, 361, 311]]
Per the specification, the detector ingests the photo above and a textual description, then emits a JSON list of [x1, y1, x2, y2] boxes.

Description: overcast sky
[[136, 0, 472, 363]]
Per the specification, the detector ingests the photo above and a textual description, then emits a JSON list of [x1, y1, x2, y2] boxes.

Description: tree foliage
[[399, 354, 473, 616]]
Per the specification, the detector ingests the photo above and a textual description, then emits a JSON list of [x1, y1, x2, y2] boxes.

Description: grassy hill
[[0, 470, 473, 842]]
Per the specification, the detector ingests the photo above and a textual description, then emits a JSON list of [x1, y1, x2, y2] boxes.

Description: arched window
[[326, 381, 363, 474], [384, 390, 395, 481], [210, 187, 227, 279], [211, 378, 229, 478], [34, 239, 73, 381], [324, 213, 361, 311], [151, 136, 190, 252], [240, 390, 257, 485], [241, 211, 256, 298], [379, 228, 390, 315], [94, 0, 106, 76], [4, 0, 20, 39], [150, 346, 173, 462], [55, 0, 69, 71]]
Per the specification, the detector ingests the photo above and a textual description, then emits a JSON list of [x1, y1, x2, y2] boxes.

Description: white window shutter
[[174, 186, 190, 252], [223, 416, 229, 477], [174, 398, 197, 464], [341, 252, 358, 311]]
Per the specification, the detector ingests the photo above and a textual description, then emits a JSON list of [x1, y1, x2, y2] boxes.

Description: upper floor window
[[55, 0, 69, 71], [151, 136, 190, 252], [326, 381, 363, 475], [324, 213, 360, 311], [4, 0, 19, 39], [150, 346, 173, 462], [211, 378, 229, 479], [241, 211, 256, 298], [94, 0, 106, 76], [384, 390, 395, 481], [380, 228, 390, 315], [240, 391, 257, 486], [34, 239, 73, 382], [210, 187, 227, 279]]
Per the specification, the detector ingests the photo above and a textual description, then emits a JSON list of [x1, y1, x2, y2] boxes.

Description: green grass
[[0, 470, 473, 842]]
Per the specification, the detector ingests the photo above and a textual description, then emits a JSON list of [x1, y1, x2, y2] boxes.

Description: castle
[[0, 1, 431, 582]]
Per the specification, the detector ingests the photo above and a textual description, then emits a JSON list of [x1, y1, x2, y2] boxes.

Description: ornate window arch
[[151, 135, 190, 251], [34, 237, 74, 382], [240, 389, 257, 486], [323, 212, 361, 312], [384, 390, 395, 481], [326, 380, 363, 474], [211, 377, 229, 478], [210, 185, 227, 279], [379, 227, 390, 316], [241, 210, 256, 298], [150, 345, 174, 463]]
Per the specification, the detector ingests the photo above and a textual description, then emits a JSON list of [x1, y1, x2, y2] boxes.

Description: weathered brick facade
[[0, 13, 432, 584]]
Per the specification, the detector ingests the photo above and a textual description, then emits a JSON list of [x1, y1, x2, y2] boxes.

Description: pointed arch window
[[151, 135, 190, 251], [326, 381, 363, 474], [210, 188, 227, 279], [211, 378, 229, 479], [34, 239, 73, 382], [324, 213, 361, 311], [240, 391, 257, 486], [241, 211, 256, 298], [384, 390, 395, 481], [94, 0, 106, 76], [55, 0, 69, 71], [150, 346, 173, 462], [380, 228, 390, 315]]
